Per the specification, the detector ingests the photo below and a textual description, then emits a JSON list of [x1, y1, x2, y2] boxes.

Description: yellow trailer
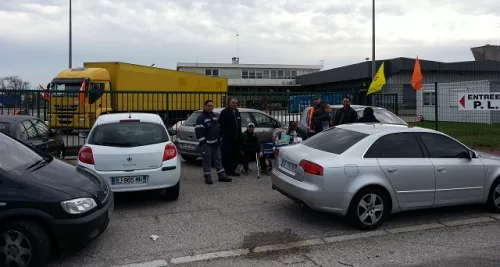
[[47, 62, 228, 132]]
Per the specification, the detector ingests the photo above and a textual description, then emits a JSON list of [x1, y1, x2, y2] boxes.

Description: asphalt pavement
[[50, 160, 500, 267]]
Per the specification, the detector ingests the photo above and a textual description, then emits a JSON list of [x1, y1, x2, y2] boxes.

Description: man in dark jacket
[[219, 97, 242, 176], [308, 95, 330, 137], [195, 100, 232, 184], [240, 123, 266, 175], [357, 107, 380, 123], [332, 96, 358, 126]]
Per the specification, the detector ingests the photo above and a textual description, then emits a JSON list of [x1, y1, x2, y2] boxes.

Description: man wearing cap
[[240, 123, 266, 175], [308, 95, 331, 137]]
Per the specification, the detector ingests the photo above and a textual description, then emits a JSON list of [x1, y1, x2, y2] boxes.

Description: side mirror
[[168, 129, 176, 136], [469, 150, 477, 159], [273, 121, 281, 128], [79, 131, 89, 138], [457, 151, 471, 159]]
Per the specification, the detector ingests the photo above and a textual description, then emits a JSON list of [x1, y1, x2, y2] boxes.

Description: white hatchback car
[[76, 113, 181, 200]]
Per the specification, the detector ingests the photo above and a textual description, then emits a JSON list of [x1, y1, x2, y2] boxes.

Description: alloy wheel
[[357, 193, 384, 226], [0, 230, 32, 267]]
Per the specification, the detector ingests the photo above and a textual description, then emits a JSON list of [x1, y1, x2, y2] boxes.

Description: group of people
[[194, 95, 380, 185], [195, 98, 266, 184]]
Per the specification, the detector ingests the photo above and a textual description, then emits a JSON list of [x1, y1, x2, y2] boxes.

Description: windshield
[[357, 109, 407, 125], [88, 122, 169, 147], [50, 83, 82, 96], [0, 132, 45, 172], [302, 127, 368, 154], [184, 112, 201, 126]]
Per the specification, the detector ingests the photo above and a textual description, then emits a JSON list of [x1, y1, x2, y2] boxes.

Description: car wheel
[[0, 220, 51, 267], [487, 178, 500, 213], [347, 187, 389, 230], [164, 181, 180, 201], [181, 155, 198, 162]]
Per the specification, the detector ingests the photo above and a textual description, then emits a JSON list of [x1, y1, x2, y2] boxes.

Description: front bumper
[[53, 192, 114, 254]]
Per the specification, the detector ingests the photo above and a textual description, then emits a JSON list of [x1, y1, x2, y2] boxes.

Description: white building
[[176, 57, 323, 92]]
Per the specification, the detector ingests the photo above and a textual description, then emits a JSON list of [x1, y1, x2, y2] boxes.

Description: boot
[[204, 175, 213, 184], [218, 172, 232, 182]]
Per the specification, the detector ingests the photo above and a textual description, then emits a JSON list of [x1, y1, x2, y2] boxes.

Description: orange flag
[[79, 80, 86, 105], [39, 84, 50, 101], [411, 56, 423, 90]]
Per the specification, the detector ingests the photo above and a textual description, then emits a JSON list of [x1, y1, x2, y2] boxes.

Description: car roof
[[94, 112, 162, 125], [0, 115, 37, 123], [336, 123, 438, 135], [192, 107, 266, 114]]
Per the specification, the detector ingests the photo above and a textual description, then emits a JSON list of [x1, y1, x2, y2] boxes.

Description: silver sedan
[[271, 123, 500, 230]]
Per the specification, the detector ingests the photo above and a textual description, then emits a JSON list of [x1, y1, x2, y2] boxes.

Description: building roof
[[296, 57, 500, 86], [177, 62, 324, 70]]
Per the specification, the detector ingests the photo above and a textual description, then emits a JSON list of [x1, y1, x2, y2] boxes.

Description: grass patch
[[409, 121, 500, 149]]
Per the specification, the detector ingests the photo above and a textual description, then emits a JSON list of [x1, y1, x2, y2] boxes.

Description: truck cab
[[47, 67, 111, 132]]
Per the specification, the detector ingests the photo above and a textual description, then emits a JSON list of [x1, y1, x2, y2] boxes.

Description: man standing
[[195, 100, 232, 184], [308, 95, 330, 137], [219, 97, 242, 176], [240, 123, 266, 175], [332, 96, 358, 126]]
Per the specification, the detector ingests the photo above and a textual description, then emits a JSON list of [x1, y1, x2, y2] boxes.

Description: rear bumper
[[53, 193, 114, 254], [174, 140, 202, 157]]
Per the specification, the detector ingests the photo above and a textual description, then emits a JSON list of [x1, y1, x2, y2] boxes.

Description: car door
[[366, 132, 436, 209], [32, 119, 57, 156], [417, 132, 485, 204], [251, 112, 276, 143]]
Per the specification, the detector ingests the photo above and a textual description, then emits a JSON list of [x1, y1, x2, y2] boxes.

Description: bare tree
[[0, 76, 31, 90]]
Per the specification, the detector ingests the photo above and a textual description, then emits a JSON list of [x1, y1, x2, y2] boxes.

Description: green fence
[[0, 89, 399, 156]]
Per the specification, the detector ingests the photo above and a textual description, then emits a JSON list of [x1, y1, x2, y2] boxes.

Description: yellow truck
[[47, 62, 228, 132]]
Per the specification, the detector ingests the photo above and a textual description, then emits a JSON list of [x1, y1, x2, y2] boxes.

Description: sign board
[[458, 93, 500, 110]]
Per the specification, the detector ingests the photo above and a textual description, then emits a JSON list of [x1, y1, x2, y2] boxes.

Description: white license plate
[[281, 159, 297, 171], [180, 144, 197, 150], [111, 176, 148, 185]]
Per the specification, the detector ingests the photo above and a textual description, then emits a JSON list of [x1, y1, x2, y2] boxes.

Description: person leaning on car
[[332, 96, 358, 126], [308, 95, 330, 137], [195, 99, 232, 185]]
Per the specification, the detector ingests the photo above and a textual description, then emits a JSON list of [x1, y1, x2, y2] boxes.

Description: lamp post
[[69, 0, 72, 68], [371, 0, 375, 78]]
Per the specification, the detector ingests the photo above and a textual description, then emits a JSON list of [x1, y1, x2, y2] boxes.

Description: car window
[[302, 127, 368, 154], [418, 133, 469, 158], [32, 119, 50, 137], [356, 109, 407, 125], [0, 133, 44, 172], [184, 111, 201, 126], [252, 112, 274, 127], [0, 122, 9, 134], [21, 120, 38, 140], [365, 133, 423, 158], [240, 112, 252, 127], [88, 122, 169, 147]]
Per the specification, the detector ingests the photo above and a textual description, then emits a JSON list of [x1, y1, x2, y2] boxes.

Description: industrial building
[[176, 57, 323, 93]]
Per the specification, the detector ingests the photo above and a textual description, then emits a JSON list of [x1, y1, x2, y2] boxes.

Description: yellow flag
[[367, 62, 386, 95]]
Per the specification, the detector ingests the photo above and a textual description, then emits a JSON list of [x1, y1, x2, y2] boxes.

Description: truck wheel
[[164, 181, 180, 201], [0, 220, 51, 267]]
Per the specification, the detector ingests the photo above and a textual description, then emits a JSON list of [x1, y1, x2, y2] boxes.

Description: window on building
[[291, 70, 297, 78], [205, 69, 212, 75], [277, 70, 284, 79], [242, 70, 249, 79], [249, 70, 256, 79], [270, 70, 277, 79], [256, 70, 263, 79], [284, 70, 291, 79], [423, 92, 435, 106], [212, 69, 219, 76], [263, 70, 270, 79]]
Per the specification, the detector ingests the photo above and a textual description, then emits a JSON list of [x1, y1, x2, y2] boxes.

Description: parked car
[[77, 113, 180, 200], [271, 123, 500, 230], [0, 115, 65, 159], [0, 131, 113, 267], [175, 108, 282, 161], [296, 105, 407, 139]]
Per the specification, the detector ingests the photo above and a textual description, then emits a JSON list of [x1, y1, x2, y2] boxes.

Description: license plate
[[281, 159, 297, 171], [111, 176, 148, 185], [180, 144, 197, 150]]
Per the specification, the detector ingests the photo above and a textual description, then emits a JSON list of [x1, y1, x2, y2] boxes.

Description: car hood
[[477, 151, 500, 161], [23, 158, 100, 199]]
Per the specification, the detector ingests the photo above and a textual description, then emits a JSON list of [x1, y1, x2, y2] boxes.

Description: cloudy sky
[[1, 0, 499, 87]]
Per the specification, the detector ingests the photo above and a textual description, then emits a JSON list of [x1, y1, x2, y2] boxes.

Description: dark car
[[0, 115, 66, 159], [0, 132, 114, 267]]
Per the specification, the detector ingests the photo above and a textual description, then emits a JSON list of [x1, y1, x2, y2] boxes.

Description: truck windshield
[[51, 83, 82, 96]]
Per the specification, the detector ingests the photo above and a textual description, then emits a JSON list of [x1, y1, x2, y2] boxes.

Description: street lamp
[[69, 0, 72, 68]]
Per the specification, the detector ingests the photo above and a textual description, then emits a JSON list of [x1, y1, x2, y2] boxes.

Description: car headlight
[[61, 198, 97, 214]]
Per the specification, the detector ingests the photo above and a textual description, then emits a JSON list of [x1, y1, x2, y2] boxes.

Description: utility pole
[[69, 0, 72, 68], [371, 0, 376, 78]]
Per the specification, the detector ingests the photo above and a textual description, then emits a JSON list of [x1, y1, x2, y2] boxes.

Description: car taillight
[[78, 146, 95, 165], [299, 160, 323, 176], [163, 143, 177, 161], [274, 149, 280, 158]]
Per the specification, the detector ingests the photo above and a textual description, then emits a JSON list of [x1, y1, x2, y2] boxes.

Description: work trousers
[[201, 144, 225, 177]]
